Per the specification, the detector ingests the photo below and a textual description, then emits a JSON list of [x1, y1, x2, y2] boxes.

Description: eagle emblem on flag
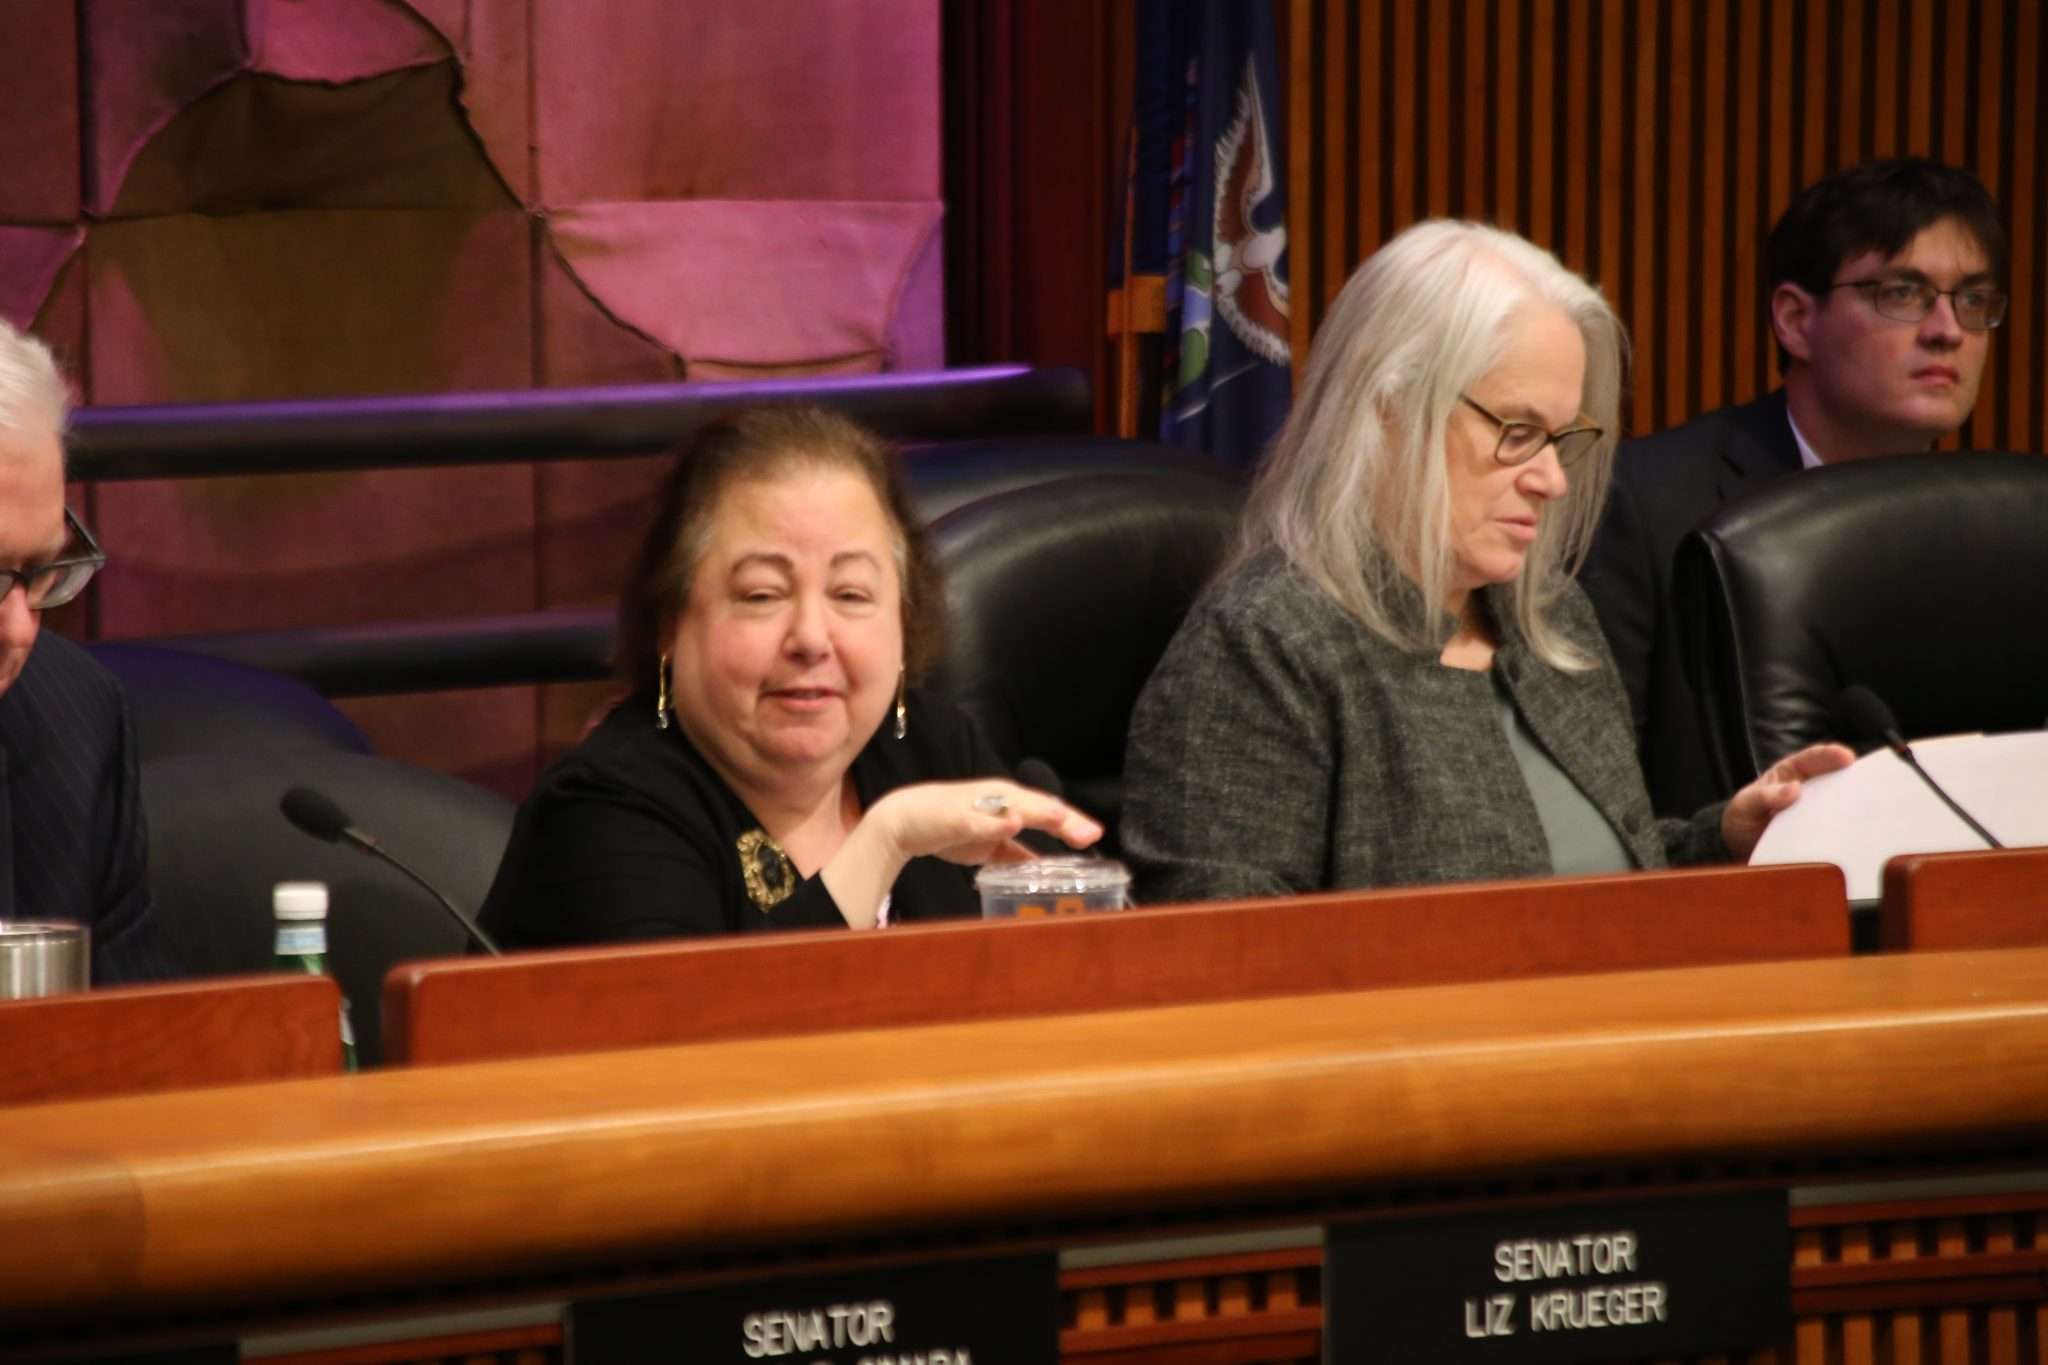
[[1211, 56, 1290, 365]]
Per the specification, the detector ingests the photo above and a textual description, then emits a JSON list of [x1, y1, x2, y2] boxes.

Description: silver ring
[[972, 793, 1010, 815]]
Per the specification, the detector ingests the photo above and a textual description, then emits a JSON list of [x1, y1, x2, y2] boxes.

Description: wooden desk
[[386, 861, 1847, 1064], [0, 973, 342, 1104], [1881, 844, 2048, 949], [5, 947, 2048, 1363]]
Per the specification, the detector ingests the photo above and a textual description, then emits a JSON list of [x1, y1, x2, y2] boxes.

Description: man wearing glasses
[[0, 318, 173, 981], [1583, 158, 2007, 818]]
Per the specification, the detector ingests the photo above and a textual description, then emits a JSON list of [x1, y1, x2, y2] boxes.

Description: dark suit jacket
[[1581, 390, 1804, 817], [0, 631, 176, 983]]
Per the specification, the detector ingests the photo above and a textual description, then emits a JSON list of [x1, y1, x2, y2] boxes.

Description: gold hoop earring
[[656, 654, 671, 730], [893, 668, 907, 740]]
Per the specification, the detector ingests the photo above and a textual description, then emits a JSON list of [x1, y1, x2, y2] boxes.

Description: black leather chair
[[928, 468, 1244, 850], [913, 435, 1245, 527], [1673, 451, 2048, 792], [907, 434, 1239, 523], [138, 611, 617, 697], [88, 642, 371, 759], [142, 748, 513, 1066]]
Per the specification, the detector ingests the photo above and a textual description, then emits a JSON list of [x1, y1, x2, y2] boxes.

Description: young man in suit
[[0, 318, 174, 982], [1582, 158, 2006, 817]]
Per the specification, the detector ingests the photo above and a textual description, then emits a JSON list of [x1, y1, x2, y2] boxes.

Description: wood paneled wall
[[1286, 0, 2047, 448]]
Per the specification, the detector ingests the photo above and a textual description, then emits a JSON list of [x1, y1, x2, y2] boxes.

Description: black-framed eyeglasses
[[1825, 277, 2009, 331], [1, 509, 105, 610], [1459, 395, 1604, 469]]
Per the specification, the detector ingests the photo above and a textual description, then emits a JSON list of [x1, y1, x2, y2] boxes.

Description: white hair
[[0, 318, 70, 444], [1238, 219, 1626, 671]]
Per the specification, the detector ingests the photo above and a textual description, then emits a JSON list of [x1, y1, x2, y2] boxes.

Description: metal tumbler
[[0, 921, 90, 1000]]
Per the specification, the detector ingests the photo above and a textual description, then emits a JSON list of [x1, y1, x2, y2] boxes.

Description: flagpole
[[1115, 126, 1141, 439]]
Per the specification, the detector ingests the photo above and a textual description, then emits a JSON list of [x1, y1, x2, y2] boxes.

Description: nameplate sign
[[1324, 1191, 1789, 1364], [571, 1252, 1058, 1364]]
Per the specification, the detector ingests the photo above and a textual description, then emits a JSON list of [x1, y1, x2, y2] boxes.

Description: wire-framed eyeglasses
[[1825, 277, 2008, 332], [1, 509, 105, 610], [1460, 395, 1604, 469]]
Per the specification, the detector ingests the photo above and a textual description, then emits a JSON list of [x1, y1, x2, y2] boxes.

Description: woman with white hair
[[1121, 221, 1849, 902]]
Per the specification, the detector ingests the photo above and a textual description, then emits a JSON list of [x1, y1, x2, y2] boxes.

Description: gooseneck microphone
[[1011, 758, 1081, 856], [1835, 686, 2003, 849], [279, 786, 503, 954], [1015, 757, 1063, 800]]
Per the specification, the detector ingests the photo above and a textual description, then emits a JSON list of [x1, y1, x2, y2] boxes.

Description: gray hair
[[0, 318, 69, 442], [1238, 219, 1625, 671]]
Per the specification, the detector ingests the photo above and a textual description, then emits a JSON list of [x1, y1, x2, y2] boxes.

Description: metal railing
[[73, 366, 1092, 694]]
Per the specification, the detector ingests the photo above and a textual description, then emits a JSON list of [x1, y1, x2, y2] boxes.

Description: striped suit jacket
[[0, 631, 176, 984]]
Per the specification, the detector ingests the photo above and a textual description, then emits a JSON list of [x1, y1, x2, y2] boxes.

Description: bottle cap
[[273, 881, 330, 920]]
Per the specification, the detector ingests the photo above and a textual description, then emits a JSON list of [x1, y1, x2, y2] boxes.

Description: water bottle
[[273, 881, 358, 1072]]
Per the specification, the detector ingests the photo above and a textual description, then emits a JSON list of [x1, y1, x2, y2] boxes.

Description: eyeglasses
[[0, 509, 105, 610], [1825, 278, 2009, 331], [1459, 395, 1604, 469]]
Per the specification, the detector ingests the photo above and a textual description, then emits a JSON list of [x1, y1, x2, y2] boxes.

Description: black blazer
[[1581, 390, 1804, 816], [478, 687, 1011, 948], [0, 632, 176, 983]]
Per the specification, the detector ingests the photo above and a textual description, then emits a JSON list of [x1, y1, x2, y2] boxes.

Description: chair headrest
[[929, 471, 1245, 778], [908, 435, 1241, 524], [1675, 451, 2048, 784], [87, 642, 372, 759], [141, 750, 514, 1066]]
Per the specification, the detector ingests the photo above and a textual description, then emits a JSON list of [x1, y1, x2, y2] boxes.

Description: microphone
[[1015, 757, 1063, 800], [279, 786, 503, 954], [1012, 758, 1090, 855], [1834, 686, 2003, 849]]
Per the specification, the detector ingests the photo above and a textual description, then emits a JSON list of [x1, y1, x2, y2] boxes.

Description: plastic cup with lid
[[974, 856, 1132, 919]]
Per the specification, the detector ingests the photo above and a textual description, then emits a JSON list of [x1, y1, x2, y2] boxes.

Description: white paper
[[1747, 730, 2048, 901]]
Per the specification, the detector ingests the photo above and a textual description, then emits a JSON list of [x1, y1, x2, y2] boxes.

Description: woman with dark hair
[[478, 407, 1099, 946]]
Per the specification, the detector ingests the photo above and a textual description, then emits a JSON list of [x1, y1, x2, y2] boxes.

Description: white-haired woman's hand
[[1721, 742, 1856, 862]]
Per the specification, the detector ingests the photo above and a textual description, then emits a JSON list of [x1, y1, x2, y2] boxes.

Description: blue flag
[[1129, 0, 1292, 471]]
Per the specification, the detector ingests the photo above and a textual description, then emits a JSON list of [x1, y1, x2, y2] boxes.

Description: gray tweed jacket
[[1122, 548, 1727, 904]]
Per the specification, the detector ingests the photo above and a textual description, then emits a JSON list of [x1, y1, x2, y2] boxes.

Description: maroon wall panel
[[0, 0, 944, 793]]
